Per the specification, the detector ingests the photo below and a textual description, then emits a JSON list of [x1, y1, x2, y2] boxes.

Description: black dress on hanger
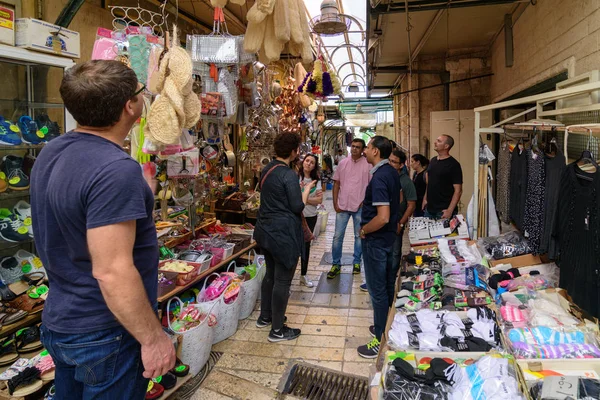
[[540, 150, 566, 258], [556, 163, 600, 318], [509, 145, 528, 231], [523, 149, 545, 254]]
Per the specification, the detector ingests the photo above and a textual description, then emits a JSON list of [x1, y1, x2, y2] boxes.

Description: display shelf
[[0, 143, 44, 151], [157, 242, 256, 303], [0, 313, 41, 339], [163, 218, 217, 249], [0, 239, 34, 250], [0, 190, 30, 200], [164, 373, 193, 399]]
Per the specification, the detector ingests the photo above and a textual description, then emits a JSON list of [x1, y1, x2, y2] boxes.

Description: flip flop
[[145, 380, 165, 400], [0, 337, 18, 367], [0, 307, 28, 326], [170, 359, 190, 377], [8, 367, 42, 396], [153, 372, 177, 390], [34, 353, 55, 382], [16, 326, 43, 353]]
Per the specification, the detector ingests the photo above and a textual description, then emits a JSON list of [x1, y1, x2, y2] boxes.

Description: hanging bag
[[228, 260, 261, 320], [166, 297, 216, 375], [189, 8, 239, 64], [260, 164, 314, 242]]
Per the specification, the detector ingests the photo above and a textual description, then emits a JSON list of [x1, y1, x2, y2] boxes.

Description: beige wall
[[395, 54, 491, 155], [490, 0, 600, 101]]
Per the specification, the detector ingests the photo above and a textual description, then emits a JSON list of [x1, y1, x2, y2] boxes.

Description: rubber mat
[[314, 272, 354, 295], [319, 252, 355, 266]]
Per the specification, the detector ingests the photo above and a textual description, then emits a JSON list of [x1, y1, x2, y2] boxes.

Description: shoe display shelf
[[0, 45, 76, 400]]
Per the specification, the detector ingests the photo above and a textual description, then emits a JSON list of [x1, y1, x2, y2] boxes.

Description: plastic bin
[[158, 261, 201, 286], [157, 271, 179, 297]]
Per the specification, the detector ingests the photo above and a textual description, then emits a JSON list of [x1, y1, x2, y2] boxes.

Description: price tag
[[541, 376, 578, 399]]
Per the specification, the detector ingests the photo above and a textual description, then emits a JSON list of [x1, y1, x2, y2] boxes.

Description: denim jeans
[[391, 230, 404, 281], [40, 324, 148, 400], [331, 210, 362, 265], [362, 236, 394, 341]]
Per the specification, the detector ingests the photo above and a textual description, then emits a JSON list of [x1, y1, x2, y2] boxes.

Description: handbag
[[260, 164, 314, 242]]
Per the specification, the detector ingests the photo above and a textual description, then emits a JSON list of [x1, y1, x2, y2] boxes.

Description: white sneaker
[[12, 201, 32, 237], [300, 275, 314, 288]]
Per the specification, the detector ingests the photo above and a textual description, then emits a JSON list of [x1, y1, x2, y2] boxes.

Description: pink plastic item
[[204, 275, 232, 301]]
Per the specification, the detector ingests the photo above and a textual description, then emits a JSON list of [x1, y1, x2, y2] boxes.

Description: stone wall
[[490, 0, 600, 101]]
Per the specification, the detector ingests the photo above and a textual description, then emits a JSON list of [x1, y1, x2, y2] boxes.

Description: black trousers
[[300, 215, 318, 276], [259, 249, 297, 330]]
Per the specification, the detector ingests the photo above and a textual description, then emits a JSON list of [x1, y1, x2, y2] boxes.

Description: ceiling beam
[[410, 9, 444, 64], [373, 66, 447, 74], [373, 0, 522, 14]]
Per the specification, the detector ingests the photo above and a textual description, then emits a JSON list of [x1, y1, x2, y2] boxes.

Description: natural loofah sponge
[[244, 19, 267, 53], [247, 3, 267, 24], [273, 0, 291, 43], [263, 13, 284, 62], [287, 0, 303, 44], [257, 0, 276, 15]]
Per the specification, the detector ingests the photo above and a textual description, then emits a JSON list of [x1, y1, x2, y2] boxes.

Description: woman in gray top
[[298, 154, 323, 288]]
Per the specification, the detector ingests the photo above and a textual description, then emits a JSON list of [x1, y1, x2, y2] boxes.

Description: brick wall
[[490, 0, 600, 101]]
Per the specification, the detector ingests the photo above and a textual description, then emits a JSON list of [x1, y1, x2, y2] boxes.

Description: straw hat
[[146, 25, 200, 145]]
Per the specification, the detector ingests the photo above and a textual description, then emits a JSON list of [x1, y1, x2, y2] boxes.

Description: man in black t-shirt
[[422, 135, 463, 219]]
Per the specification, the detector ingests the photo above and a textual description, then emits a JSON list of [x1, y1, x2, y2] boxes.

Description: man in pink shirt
[[327, 138, 372, 279]]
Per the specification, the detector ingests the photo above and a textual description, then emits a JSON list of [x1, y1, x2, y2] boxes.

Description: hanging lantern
[[317, 103, 325, 123], [355, 103, 363, 113], [310, 0, 349, 36]]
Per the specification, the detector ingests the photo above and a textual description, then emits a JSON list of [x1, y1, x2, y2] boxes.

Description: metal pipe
[[366, 0, 371, 97], [373, 0, 523, 14], [386, 73, 493, 97]]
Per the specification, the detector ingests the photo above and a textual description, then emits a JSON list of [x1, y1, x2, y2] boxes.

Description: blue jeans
[[362, 236, 394, 341], [332, 210, 362, 265], [40, 324, 148, 400], [391, 230, 404, 280]]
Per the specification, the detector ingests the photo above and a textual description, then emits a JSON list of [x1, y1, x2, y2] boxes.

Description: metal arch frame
[[338, 13, 365, 35], [330, 44, 366, 64], [337, 62, 366, 78], [342, 74, 366, 86]]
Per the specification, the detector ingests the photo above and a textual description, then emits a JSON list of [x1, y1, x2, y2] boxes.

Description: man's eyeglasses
[[389, 159, 401, 164], [133, 83, 146, 97]]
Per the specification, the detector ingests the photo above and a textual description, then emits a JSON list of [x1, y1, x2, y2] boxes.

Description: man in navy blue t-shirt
[[31, 60, 175, 399], [355, 136, 400, 359]]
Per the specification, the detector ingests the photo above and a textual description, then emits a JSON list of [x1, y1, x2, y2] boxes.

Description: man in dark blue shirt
[[31, 60, 175, 399], [356, 136, 400, 358]]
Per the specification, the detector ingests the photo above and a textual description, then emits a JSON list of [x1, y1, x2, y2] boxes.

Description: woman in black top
[[410, 154, 429, 217], [254, 133, 316, 342]]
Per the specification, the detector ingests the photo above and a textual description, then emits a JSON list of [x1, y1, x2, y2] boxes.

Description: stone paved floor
[[190, 195, 409, 399]]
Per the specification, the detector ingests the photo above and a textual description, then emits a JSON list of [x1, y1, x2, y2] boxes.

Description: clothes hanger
[[575, 128, 598, 179]]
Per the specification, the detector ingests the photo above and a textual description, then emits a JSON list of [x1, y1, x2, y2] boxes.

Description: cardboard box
[[15, 18, 80, 58], [489, 253, 542, 268], [0, 5, 14, 46]]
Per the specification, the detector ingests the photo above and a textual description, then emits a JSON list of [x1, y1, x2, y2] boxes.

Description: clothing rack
[[472, 80, 600, 239]]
